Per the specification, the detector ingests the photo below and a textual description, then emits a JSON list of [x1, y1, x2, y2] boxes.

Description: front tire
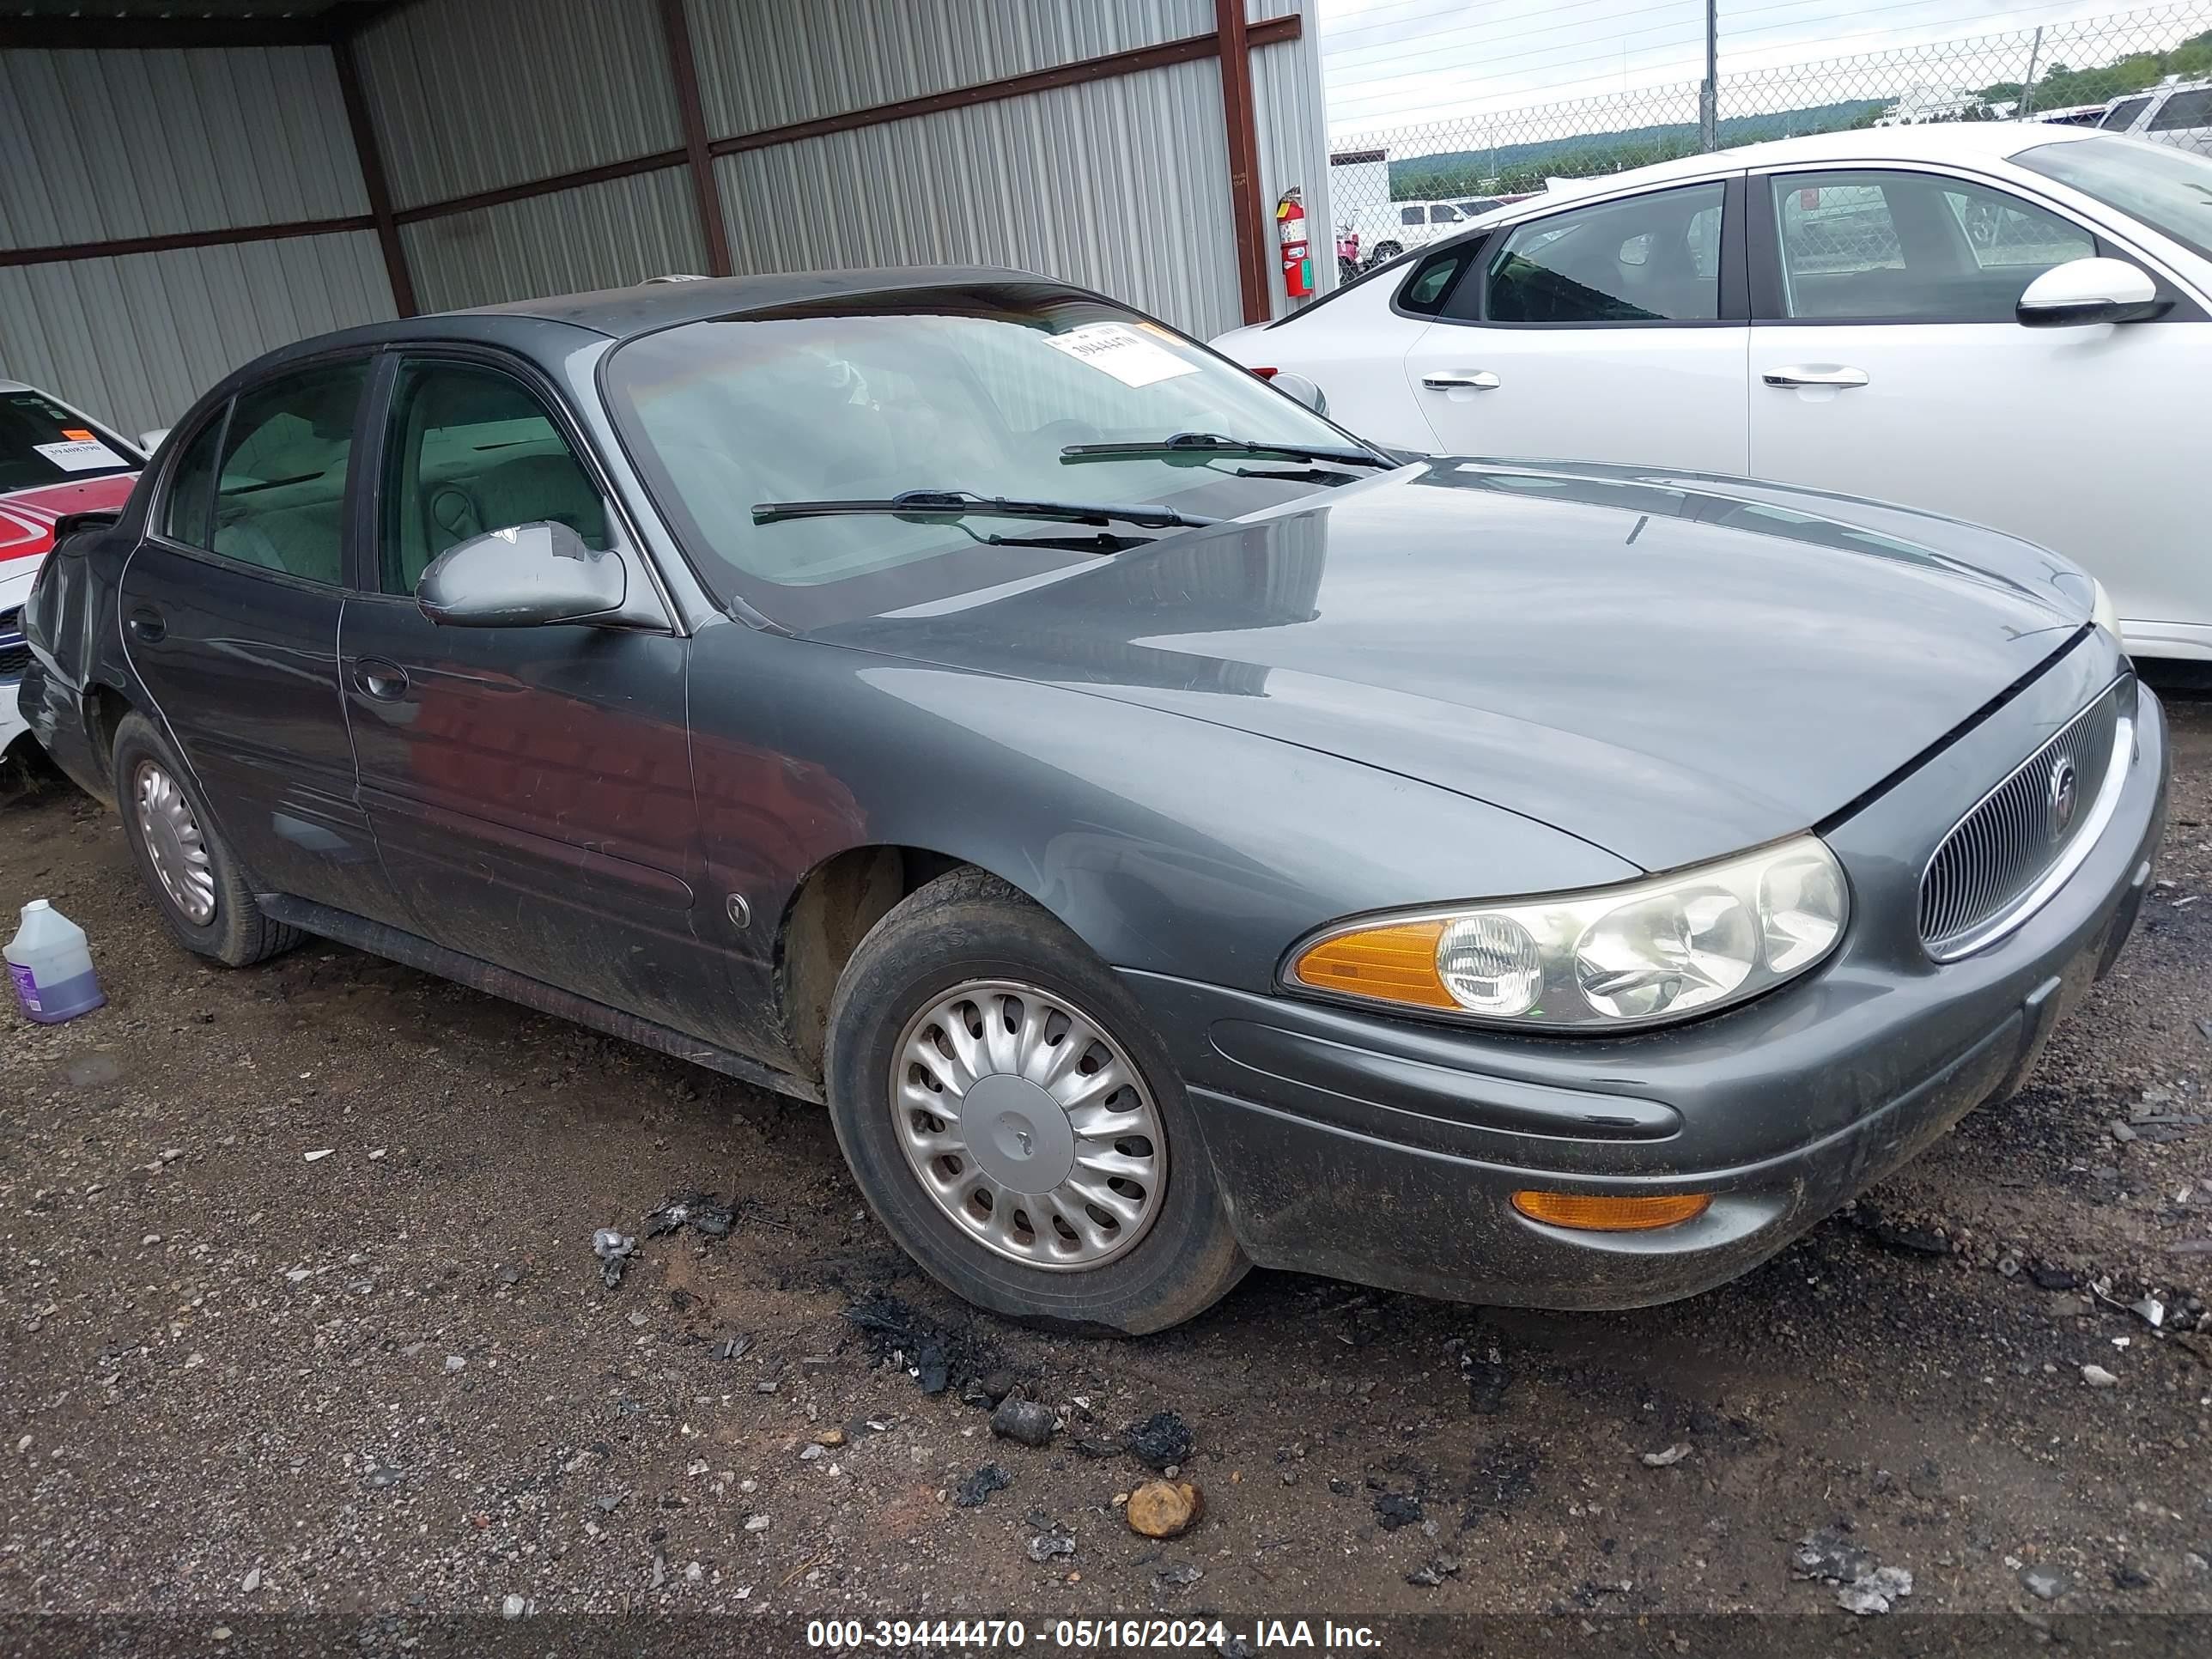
[[824, 869, 1248, 1334], [111, 711, 300, 967]]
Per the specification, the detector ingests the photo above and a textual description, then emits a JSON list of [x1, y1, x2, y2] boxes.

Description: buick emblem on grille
[[2048, 757, 2079, 841]]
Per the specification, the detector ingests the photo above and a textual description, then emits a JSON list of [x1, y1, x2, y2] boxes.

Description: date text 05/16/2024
[[805, 1619, 1383, 1650]]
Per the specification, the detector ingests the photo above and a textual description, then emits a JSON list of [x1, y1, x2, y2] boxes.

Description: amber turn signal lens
[[1510, 1190, 1712, 1231], [1290, 920, 1456, 1010]]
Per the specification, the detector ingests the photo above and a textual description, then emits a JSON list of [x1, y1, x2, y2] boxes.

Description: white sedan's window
[[1768, 170, 2093, 321], [1478, 182, 1724, 324]]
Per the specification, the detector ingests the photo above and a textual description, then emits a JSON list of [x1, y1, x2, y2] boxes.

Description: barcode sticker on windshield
[[1043, 324, 1199, 388], [33, 438, 125, 473]]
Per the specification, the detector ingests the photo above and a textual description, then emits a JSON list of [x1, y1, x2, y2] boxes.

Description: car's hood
[[0, 473, 137, 584], [814, 461, 2093, 872]]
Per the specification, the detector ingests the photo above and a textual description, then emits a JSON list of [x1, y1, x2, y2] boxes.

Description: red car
[[3, 380, 142, 760]]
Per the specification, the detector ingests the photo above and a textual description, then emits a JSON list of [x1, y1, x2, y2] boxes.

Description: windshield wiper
[[964, 528, 1156, 556], [1060, 432, 1393, 470], [751, 488, 1218, 531]]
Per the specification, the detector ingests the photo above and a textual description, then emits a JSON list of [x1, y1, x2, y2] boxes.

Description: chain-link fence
[[1326, 3, 2212, 275]]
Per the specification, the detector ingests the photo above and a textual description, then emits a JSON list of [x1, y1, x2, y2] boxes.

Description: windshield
[[2016, 137, 2212, 264], [0, 390, 136, 493], [603, 286, 1372, 628]]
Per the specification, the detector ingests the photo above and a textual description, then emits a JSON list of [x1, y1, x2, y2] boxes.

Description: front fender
[[688, 624, 1638, 1008]]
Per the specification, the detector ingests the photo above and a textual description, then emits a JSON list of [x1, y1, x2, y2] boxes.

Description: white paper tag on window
[[33, 438, 125, 473], [1042, 323, 1199, 388]]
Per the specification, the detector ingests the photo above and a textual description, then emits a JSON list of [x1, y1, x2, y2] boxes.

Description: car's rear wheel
[[111, 711, 301, 967], [824, 867, 1248, 1334]]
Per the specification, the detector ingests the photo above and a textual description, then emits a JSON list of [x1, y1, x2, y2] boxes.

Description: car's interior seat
[[470, 453, 609, 548], [212, 490, 346, 581]]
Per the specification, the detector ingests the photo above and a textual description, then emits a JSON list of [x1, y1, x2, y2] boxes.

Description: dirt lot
[[4, 690, 2211, 1654]]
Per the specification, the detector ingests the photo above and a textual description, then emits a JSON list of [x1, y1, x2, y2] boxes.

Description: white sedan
[[1213, 125, 2212, 661]]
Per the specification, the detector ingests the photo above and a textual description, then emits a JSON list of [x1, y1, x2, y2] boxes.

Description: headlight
[[2090, 578, 2120, 641], [1285, 835, 1848, 1030]]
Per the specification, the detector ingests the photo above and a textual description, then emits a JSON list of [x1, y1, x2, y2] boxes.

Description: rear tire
[[824, 868, 1249, 1334], [111, 711, 300, 968]]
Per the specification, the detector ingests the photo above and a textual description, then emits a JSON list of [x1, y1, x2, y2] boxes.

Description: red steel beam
[[657, 0, 735, 277], [1216, 0, 1271, 327], [708, 13, 1301, 158], [334, 29, 419, 316]]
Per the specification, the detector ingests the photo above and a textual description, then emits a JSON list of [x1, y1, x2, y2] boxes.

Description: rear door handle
[[1762, 365, 1869, 389], [126, 605, 166, 644], [1421, 370, 1501, 390], [353, 658, 410, 702]]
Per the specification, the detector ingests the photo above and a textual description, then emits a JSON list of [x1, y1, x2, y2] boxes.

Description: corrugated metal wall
[[402, 168, 708, 313], [0, 234, 394, 438], [684, 0, 1214, 131], [353, 0, 682, 210], [690, 0, 1326, 343], [713, 57, 1244, 340], [0, 44, 395, 433], [0, 46, 365, 249], [1, 3, 1331, 429]]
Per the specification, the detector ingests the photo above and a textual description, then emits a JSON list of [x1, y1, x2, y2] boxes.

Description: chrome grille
[[1919, 680, 2125, 958]]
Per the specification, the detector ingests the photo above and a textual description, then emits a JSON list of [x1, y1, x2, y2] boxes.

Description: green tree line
[[1382, 27, 2211, 202]]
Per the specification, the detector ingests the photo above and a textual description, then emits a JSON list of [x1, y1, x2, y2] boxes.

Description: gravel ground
[[3, 690, 2210, 1654]]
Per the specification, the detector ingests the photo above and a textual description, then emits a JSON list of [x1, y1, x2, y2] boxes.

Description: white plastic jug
[[5, 900, 106, 1024]]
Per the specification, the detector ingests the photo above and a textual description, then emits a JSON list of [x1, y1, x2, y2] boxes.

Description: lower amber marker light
[[1510, 1190, 1712, 1231]]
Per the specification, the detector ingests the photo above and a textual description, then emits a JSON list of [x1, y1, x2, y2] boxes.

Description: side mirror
[[2016, 257, 2164, 327], [416, 521, 661, 629], [137, 428, 171, 454], [1268, 371, 1328, 416]]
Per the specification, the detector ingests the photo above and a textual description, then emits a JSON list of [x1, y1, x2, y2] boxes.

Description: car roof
[[453, 263, 1056, 334], [1516, 121, 2098, 204], [187, 264, 1088, 413]]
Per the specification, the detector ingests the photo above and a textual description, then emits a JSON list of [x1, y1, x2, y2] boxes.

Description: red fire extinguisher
[[1277, 186, 1313, 300]]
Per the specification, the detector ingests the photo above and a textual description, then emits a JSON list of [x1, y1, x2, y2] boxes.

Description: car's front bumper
[[1, 582, 30, 759], [1123, 674, 2168, 1310], [0, 683, 28, 758]]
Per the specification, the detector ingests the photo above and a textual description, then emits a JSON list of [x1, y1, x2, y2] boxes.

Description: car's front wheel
[[824, 868, 1248, 1334], [111, 711, 300, 967]]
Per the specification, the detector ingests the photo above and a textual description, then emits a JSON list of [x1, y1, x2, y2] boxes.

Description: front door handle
[[126, 605, 166, 644], [1421, 370, 1501, 390], [353, 658, 410, 702], [1761, 365, 1870, 389]]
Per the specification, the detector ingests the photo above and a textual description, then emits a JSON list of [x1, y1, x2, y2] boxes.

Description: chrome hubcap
[[891, 979, 1167, 1270], [134, 760, 216, 925]]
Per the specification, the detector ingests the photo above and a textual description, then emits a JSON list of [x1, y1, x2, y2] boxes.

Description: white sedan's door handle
[[1762, 364, 1870, 389], [1421, 370, 1501, 390]]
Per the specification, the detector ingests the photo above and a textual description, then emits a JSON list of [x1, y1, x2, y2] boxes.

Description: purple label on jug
[[9, 961, 41, 1014]]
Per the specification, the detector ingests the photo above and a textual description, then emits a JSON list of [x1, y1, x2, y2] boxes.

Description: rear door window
[[210, 361, 368, 585], [1477, 181, 1725, 324]]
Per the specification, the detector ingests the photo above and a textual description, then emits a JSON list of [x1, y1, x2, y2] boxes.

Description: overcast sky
[[1318, 0, 2172, 137]]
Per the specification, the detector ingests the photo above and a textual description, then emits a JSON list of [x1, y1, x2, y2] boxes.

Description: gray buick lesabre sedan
[[19, 270, 2166, 1333]]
